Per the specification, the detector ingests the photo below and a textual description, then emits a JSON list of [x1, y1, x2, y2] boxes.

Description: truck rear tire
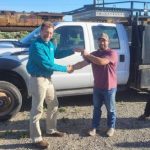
[[0, 81, 22, 121]]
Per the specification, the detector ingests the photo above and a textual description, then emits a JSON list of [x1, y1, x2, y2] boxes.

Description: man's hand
[[67, 65, 74, 73]]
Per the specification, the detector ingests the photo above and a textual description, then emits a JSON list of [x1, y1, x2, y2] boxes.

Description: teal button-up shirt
[[26, 37, 74, 77]]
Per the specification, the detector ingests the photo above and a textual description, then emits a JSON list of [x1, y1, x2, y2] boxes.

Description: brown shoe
[[33, 140, 49, 149], [48, 131, 64, 137]]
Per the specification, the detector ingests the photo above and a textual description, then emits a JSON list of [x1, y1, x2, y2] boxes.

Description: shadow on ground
[[0, 143, 35, 150], [114, 141, 150, 148], [21, 89, 149, 112], [59, 88, 149, 106], [0, 117, 149, 138]]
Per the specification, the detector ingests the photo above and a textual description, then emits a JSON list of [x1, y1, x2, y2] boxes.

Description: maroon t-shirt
[[91, 49, 118, 90]]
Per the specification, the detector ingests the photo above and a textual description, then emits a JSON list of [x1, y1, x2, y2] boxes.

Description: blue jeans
[[92, 87, 117, 129]]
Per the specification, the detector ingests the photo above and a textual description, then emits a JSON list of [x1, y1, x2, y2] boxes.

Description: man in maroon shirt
[[73, 33, 118, 137]]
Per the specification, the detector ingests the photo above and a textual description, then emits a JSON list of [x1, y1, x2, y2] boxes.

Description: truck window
[[53, 26, 85, 51], [92, 26, 120, 50]]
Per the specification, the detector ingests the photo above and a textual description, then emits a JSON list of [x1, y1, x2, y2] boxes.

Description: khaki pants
[[29, 77, 58, 143]]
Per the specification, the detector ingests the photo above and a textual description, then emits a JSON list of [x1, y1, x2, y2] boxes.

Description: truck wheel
[[0, 81, 22, 121]]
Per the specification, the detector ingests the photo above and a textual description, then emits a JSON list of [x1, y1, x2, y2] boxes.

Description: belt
[[31, 75, 51, 78]]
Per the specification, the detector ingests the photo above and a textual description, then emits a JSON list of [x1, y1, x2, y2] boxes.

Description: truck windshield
[[20, 26, 41, 46]]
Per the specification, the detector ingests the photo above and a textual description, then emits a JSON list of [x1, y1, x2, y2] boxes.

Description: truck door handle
[[120, 55, 125, 62]]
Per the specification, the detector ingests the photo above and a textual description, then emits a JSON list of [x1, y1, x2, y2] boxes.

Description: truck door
[[87, 23, 130, 85], [52, 23, 92, 90]]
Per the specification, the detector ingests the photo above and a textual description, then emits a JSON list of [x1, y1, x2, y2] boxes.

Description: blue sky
[[0, 0, 150, 20], [1, 0, 91, 12]]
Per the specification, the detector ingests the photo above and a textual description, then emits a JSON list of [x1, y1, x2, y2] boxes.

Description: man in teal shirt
[[26, 21, 73, 149]]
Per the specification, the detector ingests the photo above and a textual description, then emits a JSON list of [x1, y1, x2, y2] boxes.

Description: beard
[[99, 44, 105, 50], [99, 44, 108, 50]]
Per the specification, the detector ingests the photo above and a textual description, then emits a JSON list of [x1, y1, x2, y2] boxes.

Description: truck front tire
[[0, 81, 22, 121]]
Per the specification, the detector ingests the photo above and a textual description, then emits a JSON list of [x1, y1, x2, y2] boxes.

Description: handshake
[[67, 65, 74, 73]]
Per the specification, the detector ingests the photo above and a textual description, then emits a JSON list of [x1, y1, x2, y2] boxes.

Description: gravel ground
[[0, 90, 150, 150]]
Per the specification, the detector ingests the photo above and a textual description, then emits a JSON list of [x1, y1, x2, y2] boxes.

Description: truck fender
[[0, 58, 21, 70]]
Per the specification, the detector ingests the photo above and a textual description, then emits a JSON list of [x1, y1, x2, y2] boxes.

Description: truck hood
[[0, 47, 28, 56], [0, 39, 29, 56]]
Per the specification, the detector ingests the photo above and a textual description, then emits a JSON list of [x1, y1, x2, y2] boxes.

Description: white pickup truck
[[0, 21, 149, 120]]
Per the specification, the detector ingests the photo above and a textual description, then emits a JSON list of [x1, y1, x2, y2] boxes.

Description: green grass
[[0, 31, 29, 39], [58, 107, 66, 113]]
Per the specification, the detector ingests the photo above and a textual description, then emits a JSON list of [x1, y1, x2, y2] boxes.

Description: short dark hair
[[41, 21, 54, 30]]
